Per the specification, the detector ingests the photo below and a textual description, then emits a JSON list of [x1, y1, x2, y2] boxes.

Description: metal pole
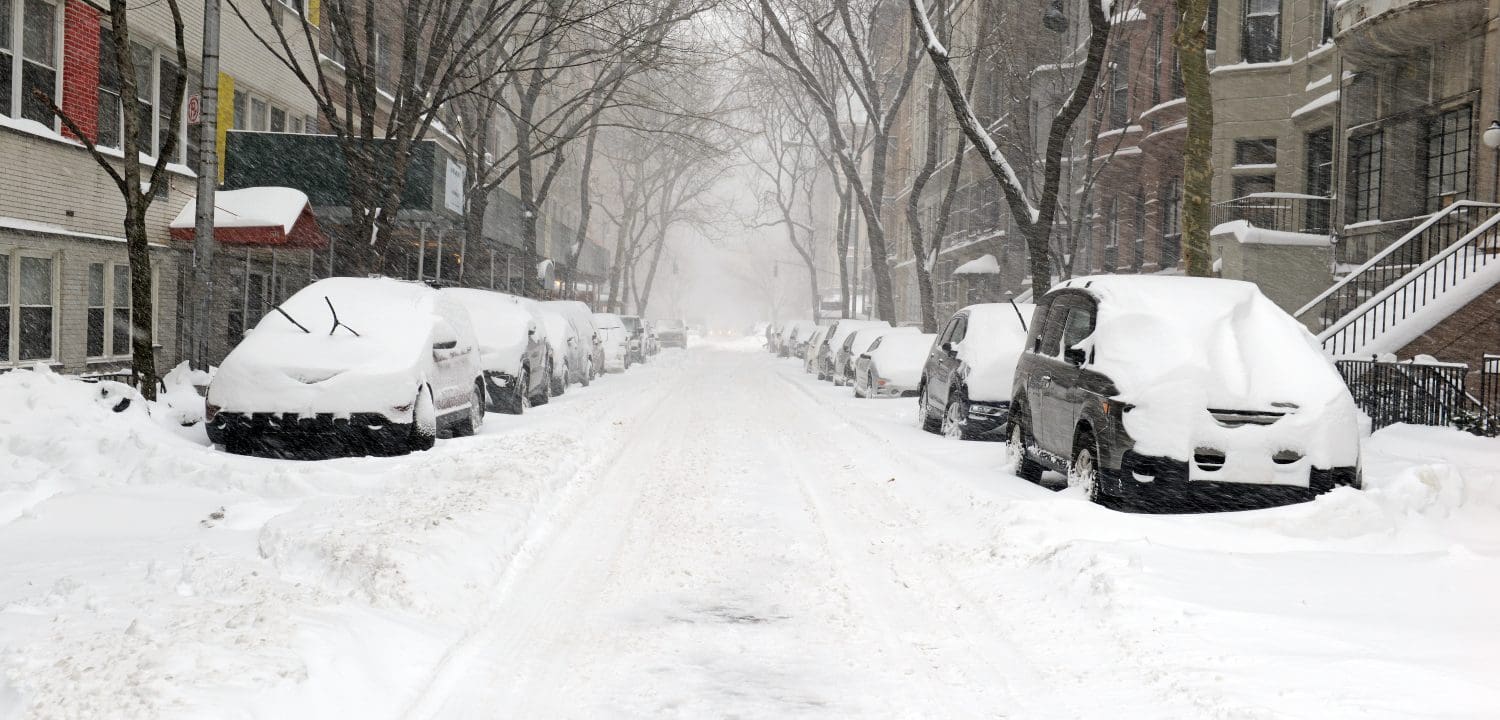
[[489, 249, 495, 289], [435, 229, 444, 281], [241, 248, 250, 330], [269, 249, 277, 304], [416, 224, 426, 281], [190, 0, 221, 369], [457, 229, 467, 284], [327, 232, 335, 277]]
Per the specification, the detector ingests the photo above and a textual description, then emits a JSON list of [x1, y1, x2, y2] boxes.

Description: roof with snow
[[953, 254, 1000, 275], [169, 187, 325, 248]]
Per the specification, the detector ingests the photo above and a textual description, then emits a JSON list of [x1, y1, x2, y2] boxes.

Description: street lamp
[[1487, 121, 1500, 203]]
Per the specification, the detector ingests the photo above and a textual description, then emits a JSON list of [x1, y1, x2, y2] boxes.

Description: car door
[[930, 314, 967, 405], [1026, 297, 1075, 457], [1037, 295, 1097, 456], [429, 304, 478, 414]]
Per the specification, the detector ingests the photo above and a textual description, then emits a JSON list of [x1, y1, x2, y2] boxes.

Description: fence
[[1210, 192, 1332, 235], [1336, 357, 1500, 435]]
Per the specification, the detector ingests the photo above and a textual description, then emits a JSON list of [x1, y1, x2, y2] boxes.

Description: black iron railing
[[1336, 358, 1472, 431], [1318, 209, 1500, 357], [1210, 192, 1332, 235], [1297, 201, 1500, 333]]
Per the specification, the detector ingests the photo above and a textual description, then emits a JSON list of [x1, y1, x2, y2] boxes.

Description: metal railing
[[1319, 209, 1500, 356], [1210, 192, 1332, 235], [1475, 355, 1500, 435], [1336, 358, 1471, 431], [1296, 201, 1500, 332]]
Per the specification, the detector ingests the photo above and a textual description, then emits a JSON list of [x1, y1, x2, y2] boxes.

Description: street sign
[[187, 94, 202, 124]]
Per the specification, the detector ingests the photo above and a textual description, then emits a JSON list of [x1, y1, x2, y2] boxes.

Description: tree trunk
[[566, 123, 603, 298], [864, 132, 897, 321], [1176, 0, 1215, 277], [464, 190, 490, 282], [834, 188, 851, 318], [124, 204, 156, 400]]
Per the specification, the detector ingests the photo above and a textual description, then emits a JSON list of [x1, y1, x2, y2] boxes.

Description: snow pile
[[1212, 218, 1331, 247], [953, 302, 1034, 401], [952, 254, 999, 275], [1063, 275, 1360, 471]]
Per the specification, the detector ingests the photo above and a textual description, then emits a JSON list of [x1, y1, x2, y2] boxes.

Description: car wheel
[[451, 380, 485, 437], [1008, 413, 1044, 484], [941, 391, 971, 440], [551, 361, 567, 396], [918, 382, 942, 433], [1068, 432, 1105, 504], [581, 358, 593, 387], [500, 368, 528, 415], [408, 387, 437, 452], [530, 364, 550, 407]]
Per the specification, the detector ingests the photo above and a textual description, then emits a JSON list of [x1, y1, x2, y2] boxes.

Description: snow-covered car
[[854, 333, 938, 398], [443, 288, 550, 414], [642, 321, 660, 356], [815, 320, 890, 381], [540, 300, 600, 387], [533, 308, 575, 397], [620, 315, 646, 364], [803, 326, 831, 373], [918, 302, 1034, 440], [1009, 275, 1362, 511], [780, 321, 818, 358], [658, 319, 688, 349], [592, 313, 632, 372], [206, 277, 485, 458], [834, 325, 916, 386]]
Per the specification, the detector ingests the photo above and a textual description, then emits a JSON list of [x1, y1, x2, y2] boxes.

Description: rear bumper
[[207, 411, 411, 459], [965, 401, 1011, 439], [1112, 451, 1360, 512]]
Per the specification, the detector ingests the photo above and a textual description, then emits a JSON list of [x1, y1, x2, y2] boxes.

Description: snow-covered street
[[2, 342, 1499, 719]]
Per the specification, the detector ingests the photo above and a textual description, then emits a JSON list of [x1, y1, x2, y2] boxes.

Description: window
[[1234, 138, 1277, 166], [17, 255, 52, 361], [111, 265, 130, 356], [1207, 0, 1218, 50], [250, 97, 267, 131], [304, 114, 316, 133], [289, 115, 302, 133], [1305, 128, 1333, 232], [1348, 131, 1382, 224], [87, 263, 105, 357], [373, 31, 390, 89], [1171, 49, 1183, 97], [1105, 198, 1120, 272], [1426, 106, 1471, 211], [270, 105, 285, 132], [1133, 192, 1146, 271], [1109, 41, 1128, 129], [1321, 0, 1334, 44], [156, 56, 180, 160], [96, 27, 121, 148], [1151, 15, 1163, 107], [232, 89, 246, 129], [1161, 178, 1182, 267], [1241, 0, 1280, 63], [1, 0, 58, 124], [1058, 306, 1094, 358], [131, 42, 152, 151]]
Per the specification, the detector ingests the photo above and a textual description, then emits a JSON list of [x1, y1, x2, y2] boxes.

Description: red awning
[[169, 187, 327, 249]]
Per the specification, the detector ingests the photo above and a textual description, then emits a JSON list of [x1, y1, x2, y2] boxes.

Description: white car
[[540, 300, 601, 386], [835, 326, 917, 386], [854, 333, 938, 398], [443, 288, 551, 414], [592, 312, 633, 372], [534, 308, 577, 397], [206, 277, 484, 458]]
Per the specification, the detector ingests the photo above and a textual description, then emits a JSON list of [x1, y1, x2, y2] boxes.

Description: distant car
[[918, 302, 1035, 441], [533, 308, 575, 397], [1008, 276, 1362, 511], [643, 321, 660, 356], [658, 319, 688, 349], [540, 300, 601, 387], [835, 326, 917, 386], [854, 333, 937, 398], [780, 321, 818, 357], [592, 312, 632, 372], [815, 320, 889, 381], [620, 315, 647, 364], [207, 277, 484, 458], [443, 288, 550, 413], [803, 326, 831, 373]]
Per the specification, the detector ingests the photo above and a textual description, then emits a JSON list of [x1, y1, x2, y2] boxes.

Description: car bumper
[[1112, 451, 1360, 512], [207, 411, 412, 459], [965, 401, 1011, 439]]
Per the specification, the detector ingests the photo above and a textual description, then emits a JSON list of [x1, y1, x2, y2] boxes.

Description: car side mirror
[[433, 339, 458, 350], [941, 341, 956, 356], [1064, 347, 1086, 366]]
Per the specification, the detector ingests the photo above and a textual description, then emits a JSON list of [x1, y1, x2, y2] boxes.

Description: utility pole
[[190, 0, 221, 369]]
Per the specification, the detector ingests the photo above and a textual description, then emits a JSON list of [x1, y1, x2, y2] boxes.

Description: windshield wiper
[[273, 304, 311, 333], [1009, 298, 1029, 333], [325, 296, 361, 337]]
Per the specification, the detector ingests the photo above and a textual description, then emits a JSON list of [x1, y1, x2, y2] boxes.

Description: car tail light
[[204, 403, 220, 422], [1272, 449, 1303, 465]]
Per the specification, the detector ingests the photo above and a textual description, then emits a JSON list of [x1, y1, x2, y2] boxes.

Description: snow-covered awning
[[169, 187, 326, 249], [953, 254, 1000, 275]]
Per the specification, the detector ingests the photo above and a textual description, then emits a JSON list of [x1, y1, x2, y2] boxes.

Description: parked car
[[206, 277, 485, 458], [540, 300, 601, 387], [643, 321, 660, 356], [592, 313, 633, 372], [781, 321, 818, 358], [533, 308, 575, 397], [918, 302, 1034, 441], [620, 314, 647, 364], [854, 333, 938, 398], [835, 326, 916, 386], [658, 319, 688, 349], [803, 326, 831, 373], [443, 288, 550, 413], [815, 320, 890, 381], [1008, 275, 1362, 511]]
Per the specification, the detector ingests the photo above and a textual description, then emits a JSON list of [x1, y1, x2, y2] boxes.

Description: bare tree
[[744, 100, 825, 322], [42, 0, 189, 398], [751, 0, 922, 321], [1175, 0, 1213, 276], [908, 0, 1110, 295]]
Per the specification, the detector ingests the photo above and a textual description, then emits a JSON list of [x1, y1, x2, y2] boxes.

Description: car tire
[[1008, 412, 1044, 484], [451, 380, 485, 437], [941, 390, 972, 440], [408, 387, 437, 452], [499, 368, 528, 415], [582, 358, 593, 387], [1068, 431, 1108, 505], [918, 382, 942, 433], [529, 364, 550, 407], [551, 361, 567, 397]]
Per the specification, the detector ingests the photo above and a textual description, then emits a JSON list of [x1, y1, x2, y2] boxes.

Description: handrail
[[1295, 201, 1500, 319], [1319, 209, 1500, 356]]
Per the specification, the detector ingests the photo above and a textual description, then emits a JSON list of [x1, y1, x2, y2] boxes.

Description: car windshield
[[6, 7, 1493, 717]]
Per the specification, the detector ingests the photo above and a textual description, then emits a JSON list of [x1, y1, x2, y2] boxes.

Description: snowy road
[[2, 342, 1499, 719]]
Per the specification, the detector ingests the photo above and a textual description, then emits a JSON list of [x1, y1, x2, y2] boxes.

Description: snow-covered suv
[[1008, 275, 1362, 511], [917, 302, 1034, 440]]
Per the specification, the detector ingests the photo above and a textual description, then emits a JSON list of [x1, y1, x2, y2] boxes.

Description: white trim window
[[96, 31, 186, 162], [1, 250, 56, 363], [1, 0, 59, 126]]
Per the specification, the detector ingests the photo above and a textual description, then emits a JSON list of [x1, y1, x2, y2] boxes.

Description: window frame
[[5, 249, 58, 364], [1, 0, 62, 127], [1233, 138, 1278, 166], [1425, 105, 1472, 211], [1347, 131, 1383, 224], [1240, 0, 1281, 64]]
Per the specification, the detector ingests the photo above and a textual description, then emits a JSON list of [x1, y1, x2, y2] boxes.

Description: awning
[[953, 254, 1000, 275], [169, 187, 326, 248]]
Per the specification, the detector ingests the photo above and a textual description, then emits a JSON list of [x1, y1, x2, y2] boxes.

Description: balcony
[[1211, 193, 1332, 236], [1334, 0, 1486, 66]]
